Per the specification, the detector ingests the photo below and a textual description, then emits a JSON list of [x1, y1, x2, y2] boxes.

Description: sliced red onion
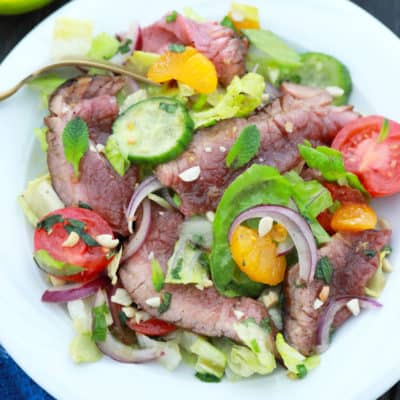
[[122, 199, 151, 262], [228, 205, 317, 283], [41, 277, 108, 303], [316, 295, 382, 354], [93, 290, 161, 363], [277, 236, 294, 256], [126, 176, 163, 233]]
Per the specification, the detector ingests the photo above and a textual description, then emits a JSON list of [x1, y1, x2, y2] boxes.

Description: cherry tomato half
[[330, 203, 377, 232], [127, 318, 177, 337], [34, 207, 114, 282], [332, 116, 400, 197]]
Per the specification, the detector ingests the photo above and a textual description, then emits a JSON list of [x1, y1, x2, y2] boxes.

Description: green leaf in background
[[226, 125, 261, 169], [62, 117, 89, 177]]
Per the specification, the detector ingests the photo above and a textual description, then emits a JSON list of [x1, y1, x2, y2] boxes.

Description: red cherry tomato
[[332, 116, 400, 197], [127, 318, 177, 337], [34, 207, 114, 282]]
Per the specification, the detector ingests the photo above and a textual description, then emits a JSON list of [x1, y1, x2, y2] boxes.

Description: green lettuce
[[34, 127, 48, 152], [191, 73, 265, 128], [28, 74, 66, 108], [104, 136, 130, 176], [87, 32, 120, 61], [69, 332, 102, 364]]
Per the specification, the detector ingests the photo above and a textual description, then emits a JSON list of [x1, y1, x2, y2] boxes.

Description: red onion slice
[[126, 176, 163, 233], [41, 277, 108, 303], [229, 205, 317, 283], [277, 236, 294, 256], [93, 290, 162, 363], [122, 199, 152, 262], [316, 295, 382, 354]]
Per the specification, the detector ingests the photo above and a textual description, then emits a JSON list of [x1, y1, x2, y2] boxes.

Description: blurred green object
[[0, 0, 53, 15]]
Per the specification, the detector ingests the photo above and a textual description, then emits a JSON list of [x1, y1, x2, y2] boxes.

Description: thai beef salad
[[19, 3, 399, 382]]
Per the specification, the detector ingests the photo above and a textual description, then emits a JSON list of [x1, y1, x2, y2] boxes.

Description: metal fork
[[0, 58, 158, 101]]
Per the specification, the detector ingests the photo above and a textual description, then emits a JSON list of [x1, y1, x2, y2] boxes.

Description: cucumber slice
[[113, 97, 194, 164], [294, 52, 352, 106]]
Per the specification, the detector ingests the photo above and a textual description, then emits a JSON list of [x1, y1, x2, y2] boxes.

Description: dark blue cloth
[[0, 345, 54, 400]]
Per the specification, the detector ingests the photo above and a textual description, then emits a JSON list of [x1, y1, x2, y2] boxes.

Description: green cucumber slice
[[34, 249, 85, 277], [294, 52, 352, 106], [112, 97, 194, 164]]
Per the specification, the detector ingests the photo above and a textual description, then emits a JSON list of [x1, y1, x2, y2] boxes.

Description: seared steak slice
[[120, 205, 270, 341], [156, 90, 359, 216], [284, 229, 391, 356], [45, 76, 137, 236], [141, 13, 247, 86]]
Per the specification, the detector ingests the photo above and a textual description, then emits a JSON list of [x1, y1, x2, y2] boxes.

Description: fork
[[0, 58, 158, 102]]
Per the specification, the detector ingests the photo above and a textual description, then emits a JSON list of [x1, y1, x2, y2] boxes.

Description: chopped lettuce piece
[[275, 333, 320, 378], [233, 319, 276, 374], [28, 74, 66, 108], [67, 298, 93, 334], [298, 142, 368, 194], [104, 136, 130, 176], [34, 127, 48, 152], [51, 17, 93, 60], [119, 89, 148, 113], [87, 32, 120, 61], [127, 51, 160, 76], [18, 175, 64, 226], [183, 7, 206, 22], [191, 73, 265, 128], [69, 332, 102, 364]]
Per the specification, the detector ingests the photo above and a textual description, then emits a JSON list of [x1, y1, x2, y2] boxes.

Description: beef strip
[[141, 13, 247, 86], [120, 204, 271, 342], [45, 76, 137, 236], [156, 86, 359, 216], [284, 229, 391, 356]]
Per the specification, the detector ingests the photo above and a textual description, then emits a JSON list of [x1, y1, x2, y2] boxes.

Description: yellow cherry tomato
[[147, 46, 218, 94], [331, 203, 377, 232], [228, 3, 260, 31], [230, 225, 286, 285]]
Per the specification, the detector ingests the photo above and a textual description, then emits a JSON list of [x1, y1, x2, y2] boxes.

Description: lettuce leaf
[[87, 32, 120, 61], [34, 127, 49, 152], [28, 74, 66, 108], [104, 136, 130, 176], [191, 73, 265, 128]]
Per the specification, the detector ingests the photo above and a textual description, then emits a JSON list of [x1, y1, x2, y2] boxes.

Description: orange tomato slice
[[331, 203, 377, 232]]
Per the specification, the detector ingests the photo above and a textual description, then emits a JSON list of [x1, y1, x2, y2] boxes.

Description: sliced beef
[[284, 229, 391, 356], [156, 88, 359, 216], [120, 205, 270, 342], [141, 13, 247, 86], [45, 76, 137, 236]]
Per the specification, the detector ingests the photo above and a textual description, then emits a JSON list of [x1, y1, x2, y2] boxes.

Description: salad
[[18, 3, 398, 382]]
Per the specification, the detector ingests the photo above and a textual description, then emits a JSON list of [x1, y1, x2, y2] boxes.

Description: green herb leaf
[[259, 318, 272, 333], [166, 10, 178, 23], [158, 292, 172, 314], [220, 15, 238, 33], [226, 125, 261, 169], [168, 43, 185, 53], [159, 102, 178, 113], [192, 94, 208, 111], [92, 303, 109, 342], [172, 193, 182, 207], [296, 364, 308, 379], [118, 38, 132, 54], [171, 258, 183, 280], [78, 201, 93, 210], [364, 249, 377, 258], [62, 117, 89, 177], [119, 310, 128, 326], [64, 225, 99, 247], [377, 118, 390, 143], [381, 245, 392, 254], [66, 218, 86, 231], [151, 259, 165, 292], [250, 338, 260, 353], [36, 214, 64, 232], [315, 256, 333, 284], [195, 372, 221, 383]]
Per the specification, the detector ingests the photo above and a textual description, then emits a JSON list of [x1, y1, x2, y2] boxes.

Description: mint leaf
[[118, 38, 132, 55], [92, 304, 108, 342], [151, 259, 165, 292], [158, 292, 172, 314], [166, 10, 178, 23], [37, 214, 64, 232], [168, 43, 185, 53], [62, 117, 89, 177], [226, 125, 261, 169], [377, 118, 390, 143], [315, 256, 333, 284]]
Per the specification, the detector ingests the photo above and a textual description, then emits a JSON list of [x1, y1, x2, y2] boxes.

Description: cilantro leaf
[[259, 317, 272, 333], [195, 372, 221, 383], [168, 43, 185, 53], [92, 304, 108, 342], [226, 125, 261, 169], [64, 225, 99, 247], [377, 118, 390, 143], [62, 117, 89, 177], [151, 259, 165, 292], [66, 218, 86, 231], [36, 214, 64, 232], [166, 10, 178, 23], [158, 292, 172, 314], [118, 38, 132, 55], [315, 256, 333, 284], [78, 201, 93, 210], [171, 258, 183, 280]]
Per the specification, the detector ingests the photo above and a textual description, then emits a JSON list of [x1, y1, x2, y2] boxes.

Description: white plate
[[0, 0, 399, 399]]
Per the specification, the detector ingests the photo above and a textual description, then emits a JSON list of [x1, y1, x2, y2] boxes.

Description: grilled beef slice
[[45, 76, 137, 236], [120, 205, 271, 342], [156, 86, 359, 216], [141, 13, 247, 86], [284, 229, 391, 356]]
